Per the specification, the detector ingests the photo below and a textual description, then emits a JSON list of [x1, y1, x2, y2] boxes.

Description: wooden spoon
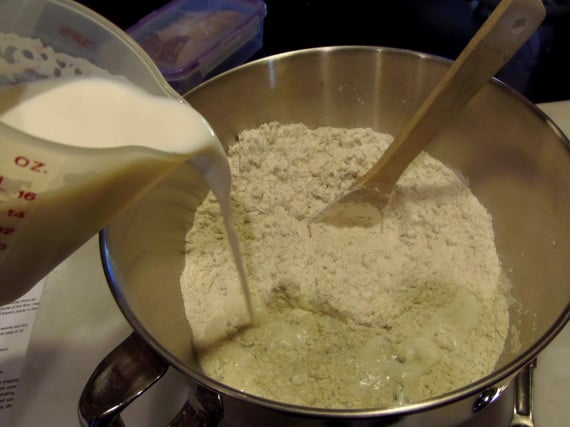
[[313, 0, 545, 227]]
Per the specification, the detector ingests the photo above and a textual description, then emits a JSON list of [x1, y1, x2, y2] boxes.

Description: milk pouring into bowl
[[0, 77, 232, 302], [0, 0, 253, 317]]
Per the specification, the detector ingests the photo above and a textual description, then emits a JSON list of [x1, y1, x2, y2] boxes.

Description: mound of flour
[[180, 122, 511, 409]]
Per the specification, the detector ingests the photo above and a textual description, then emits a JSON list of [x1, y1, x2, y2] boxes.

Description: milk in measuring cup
[[0, 76, 236, 305]]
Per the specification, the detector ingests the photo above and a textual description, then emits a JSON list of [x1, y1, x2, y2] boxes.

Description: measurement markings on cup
[[0, 154, 48, 256]]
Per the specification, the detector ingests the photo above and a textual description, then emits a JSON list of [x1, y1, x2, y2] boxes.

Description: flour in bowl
[[180, 122, 511, 409]]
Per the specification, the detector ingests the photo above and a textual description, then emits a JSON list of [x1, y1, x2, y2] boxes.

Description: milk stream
[[0, 76, 253, 321]]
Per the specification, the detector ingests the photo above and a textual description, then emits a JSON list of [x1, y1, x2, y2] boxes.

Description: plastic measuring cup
[[0, 0, 221, 304]]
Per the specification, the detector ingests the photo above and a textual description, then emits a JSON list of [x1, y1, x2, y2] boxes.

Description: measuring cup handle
[[78, 333, 169, 427]]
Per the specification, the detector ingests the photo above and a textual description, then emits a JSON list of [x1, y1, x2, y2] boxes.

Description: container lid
[[128, 0, 266, 85]]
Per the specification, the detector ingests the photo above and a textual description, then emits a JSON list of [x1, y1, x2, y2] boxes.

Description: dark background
[[78, 0, 569, 103]]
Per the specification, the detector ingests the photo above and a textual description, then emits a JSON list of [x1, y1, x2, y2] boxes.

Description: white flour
[[180, 122, 511, 409]]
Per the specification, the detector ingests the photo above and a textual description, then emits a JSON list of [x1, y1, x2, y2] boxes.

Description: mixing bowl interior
[[101, 46, 570, 406]]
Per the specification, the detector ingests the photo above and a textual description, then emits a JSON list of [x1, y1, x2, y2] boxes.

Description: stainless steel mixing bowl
[[81, 46, 570, 427]]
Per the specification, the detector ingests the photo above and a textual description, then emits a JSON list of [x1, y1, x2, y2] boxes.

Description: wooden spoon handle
[[358, 0, 545, 189]]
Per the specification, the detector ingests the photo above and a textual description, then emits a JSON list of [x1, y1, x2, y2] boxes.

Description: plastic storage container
[[128, 0, 266, 94]]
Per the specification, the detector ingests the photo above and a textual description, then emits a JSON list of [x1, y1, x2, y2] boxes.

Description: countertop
[[7, 100, 570, 426]]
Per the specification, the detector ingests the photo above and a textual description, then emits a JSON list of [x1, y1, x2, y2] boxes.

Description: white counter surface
[[7, 101, 570, 427]]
